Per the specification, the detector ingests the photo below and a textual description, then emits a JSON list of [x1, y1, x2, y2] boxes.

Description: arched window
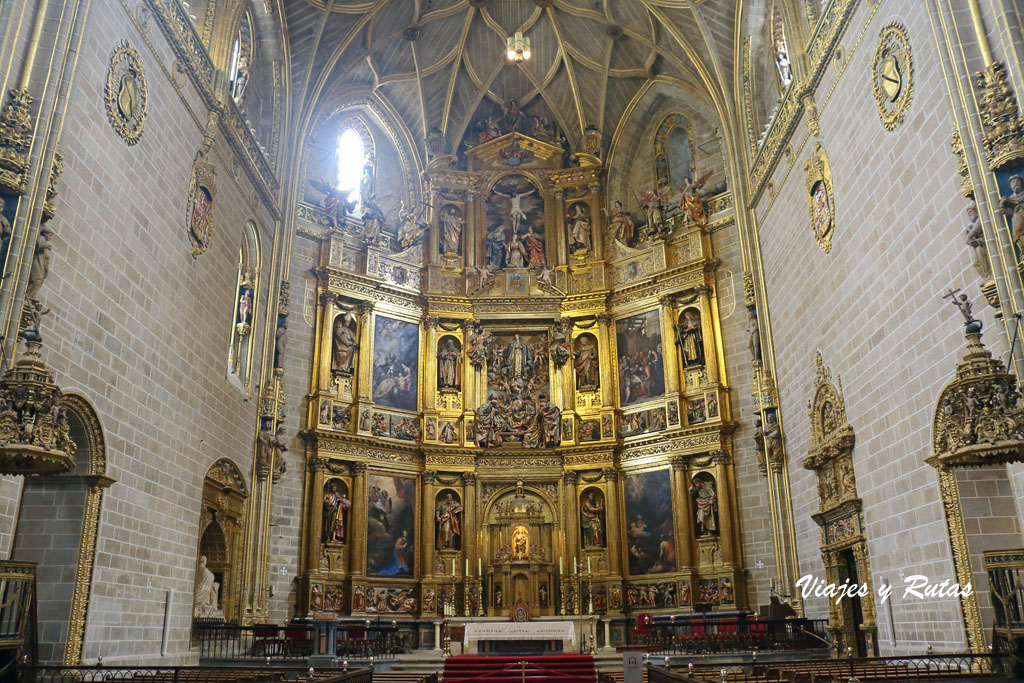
[[228, 222, 260, 392], [336, 128, 366, 204], [229, 12, 253, 104]]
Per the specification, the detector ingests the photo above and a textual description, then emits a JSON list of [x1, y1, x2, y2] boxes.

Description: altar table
[[462, 620, 576, 646]]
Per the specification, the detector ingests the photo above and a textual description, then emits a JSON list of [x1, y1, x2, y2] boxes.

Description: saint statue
[[745, 308, 761, 362], [689, 478, 718, 536], [193, 555, 224, 619], [237, 290, 252, 327], [0, 198, 12, 259], [322, 481, 351, 544], [486, 225, 507, 268], [437, 338, 462, 390], [573, 334, 600, 390], [641, 190, 666, 236], [274, 319, 288, 370], [580, 491, 605, 547], [255, 422, 273, 473], [435, 493, 463, 550], [603, 200, 635, 245], [679, 310, 705, 367], [361, 194, 386, 245], [1001, 175, 1024, 254], [679, 170, 713, 227], [567, 203, 592, 253], [763, 412, 782, 468], [523, 225, 546, 266], [25, 227, 54, 301], [503, 334, 533, 380], [474, 395, 503, 448], [397, 201, 426, 249], [506, 232, 527, 268], [331, 315, 358, 374], [965, 203, 991, 279], [440, 206, 463, 255]]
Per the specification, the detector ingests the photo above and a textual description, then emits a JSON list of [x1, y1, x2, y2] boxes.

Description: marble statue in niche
[[322, 479, 351, 544], [435, 491, 463, 550], [678, 308, 705, 368], [439, 204, 463, 256], [580, 488, 606, 548], [573, 333, 600, 391], [437, 336, 462, 391], [331, 314, 358, 375], [566, 202, 592, 253], [194, 555, 224, 619], [689, 473, 719, 537]]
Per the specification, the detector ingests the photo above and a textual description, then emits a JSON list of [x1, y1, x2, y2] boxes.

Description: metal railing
[[648, 653, 1009, 682], [631, 617, 830, 655], [20, 664, 373, 683], [193, 623, 400, 662], [0, 561, 36, 676]]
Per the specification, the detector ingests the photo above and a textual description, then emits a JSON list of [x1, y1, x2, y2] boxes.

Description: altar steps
[[442, 654, 597, 683]]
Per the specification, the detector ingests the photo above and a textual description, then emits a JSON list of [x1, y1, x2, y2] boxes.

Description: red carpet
[[442, 655, 597, 683]]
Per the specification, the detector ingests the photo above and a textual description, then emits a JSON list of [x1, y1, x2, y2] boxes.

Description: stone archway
[[194, 459, 248, 623]]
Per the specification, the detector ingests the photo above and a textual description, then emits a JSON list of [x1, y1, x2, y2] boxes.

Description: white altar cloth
[[462, 621, 576, 646]]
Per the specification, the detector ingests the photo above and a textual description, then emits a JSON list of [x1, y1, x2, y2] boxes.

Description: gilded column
[[554, 190, 568, 266], [306, 457, 329, 571], [713, 451, 737, 568], [659, 297, 682, 395], [463, 473, 478, 575], [317, 293, 338, 390], [696, 286, 720, 385], [563, 471, 579, 565], [349, 463, 368, 577], [588, 184, 604, 262], [602, 468, 622, 578], [356, 302, 375, 403], [424, 317, 439, 397], [671, 456, 694, 569], [421, 471, 437, 579], [595, 314, 615, 408]]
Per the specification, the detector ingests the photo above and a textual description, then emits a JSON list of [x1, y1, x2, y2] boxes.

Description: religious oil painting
[[372, 316, 419, 412], [366, 474, 416, 577], [616, 310, 666, 406], [624, 468, 676, 576], [484, 175, 545, 269]]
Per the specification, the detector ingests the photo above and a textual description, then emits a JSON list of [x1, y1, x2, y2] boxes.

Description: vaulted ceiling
[[282, 0, 740, 159]]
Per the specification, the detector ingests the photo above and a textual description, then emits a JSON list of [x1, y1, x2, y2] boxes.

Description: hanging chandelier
[[506, 32, 531, 63]]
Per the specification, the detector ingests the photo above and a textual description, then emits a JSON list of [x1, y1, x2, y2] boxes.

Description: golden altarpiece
[[296, 130, 743, 637]]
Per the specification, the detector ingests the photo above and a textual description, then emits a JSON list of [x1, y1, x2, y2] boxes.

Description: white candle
[[478, 557, 482, 575], [559, 556, 564, 573], [466, 558, 469, 576], [588, 557, 592, 573], [573, 556, 577, 571], [452, 558, 456, 575]]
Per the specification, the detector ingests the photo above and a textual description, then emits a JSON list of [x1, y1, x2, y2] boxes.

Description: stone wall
[[751, 0, 1011, 653], [14, 0, 276, 663]]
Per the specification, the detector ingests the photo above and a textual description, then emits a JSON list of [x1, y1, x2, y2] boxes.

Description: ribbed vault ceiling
[[283, 0, 739, 154]]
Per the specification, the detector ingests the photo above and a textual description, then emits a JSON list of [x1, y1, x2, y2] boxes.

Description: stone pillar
[[671, 457, 694, 570], [713, 452, 736, 568], [463, 473, 478, 576], [563, 471, 579, 568], [421, 471, 437, 579], [602, 468, 623, 578], [349, 464, 368, 577]]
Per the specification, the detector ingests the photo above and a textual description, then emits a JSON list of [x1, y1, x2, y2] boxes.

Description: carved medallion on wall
[[104, 41, 147, 146], [186, 138, 216, 257], [804, 142, 835, 253], [871, 22, 913, 132]]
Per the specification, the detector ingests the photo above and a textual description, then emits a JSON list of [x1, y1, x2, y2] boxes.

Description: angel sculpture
[[679, 169, 714, 227], [535, 265, 555, 288], [473, 265, 494, 287], [396, 201, 427, 250], [311, 179, 356, 227]]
